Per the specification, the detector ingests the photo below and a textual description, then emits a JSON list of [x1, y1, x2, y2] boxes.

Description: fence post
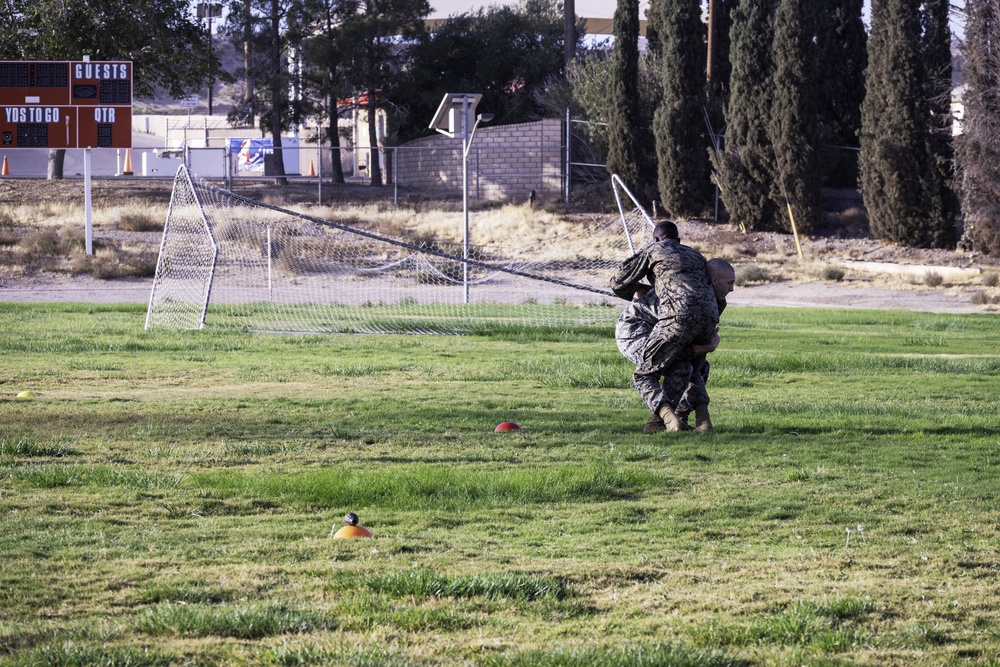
[[565, 107, 571, 204]]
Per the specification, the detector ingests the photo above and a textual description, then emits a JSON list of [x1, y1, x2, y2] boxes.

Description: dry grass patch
[[104, 204, 165, 232], [69, 246, 159, 279]]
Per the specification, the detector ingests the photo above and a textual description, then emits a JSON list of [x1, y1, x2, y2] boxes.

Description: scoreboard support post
[[84, 148, 93, 255]]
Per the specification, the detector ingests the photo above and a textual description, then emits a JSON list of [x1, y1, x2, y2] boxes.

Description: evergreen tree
[[606, 0, 647, 197], [402, 0, 578, 143], [859, 0, 947, 248], [814, 0, 866, 185], [706, 0, 735, 130], [712, 0, 779, 231], [957, 0, 1000, 253], [340, 0, 431, 186], [649, 0, 710, 218], [297, 0, 357, 184], [769, 0, 820, 233], [922, 0, 959, 245]]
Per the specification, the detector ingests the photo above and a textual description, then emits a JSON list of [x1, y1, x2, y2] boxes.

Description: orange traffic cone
[[122, 149, 134, 176], [309, 160, 316, 176], [1, 155, 8, 176]]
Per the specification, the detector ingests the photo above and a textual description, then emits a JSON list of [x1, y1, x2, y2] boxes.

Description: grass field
[[1, 302, 999, 666]]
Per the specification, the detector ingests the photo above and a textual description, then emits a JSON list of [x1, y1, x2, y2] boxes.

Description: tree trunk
[[243, 0, 254, 121], [366, 89, 382, 187], [326, 91, 345, 183], [269, 0, 288, 185], [47, 149, 66, 180], [327, 118, 345, 183]]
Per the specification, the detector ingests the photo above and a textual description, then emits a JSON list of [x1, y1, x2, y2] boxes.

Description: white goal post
[[145, 167, 655, 335]]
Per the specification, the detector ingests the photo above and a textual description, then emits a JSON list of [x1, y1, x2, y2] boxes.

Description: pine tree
[[814, 0, 866, 186], [712, 0, 779, 231], [650, 0, 710, 218], [859, 0, 948, 248], [606, 0, 646, 195], [769, 0, 820, 234], [957, 0, 1000, 253]]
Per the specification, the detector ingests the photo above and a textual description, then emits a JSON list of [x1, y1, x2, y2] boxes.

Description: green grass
[[1, 302, 999, 666]]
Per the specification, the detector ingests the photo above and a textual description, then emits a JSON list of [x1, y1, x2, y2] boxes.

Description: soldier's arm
[[691, 328, 720, 356], [610, 251, 651, 301]]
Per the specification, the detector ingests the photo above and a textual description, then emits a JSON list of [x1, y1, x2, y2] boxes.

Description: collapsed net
[[145, 168, 654, 334]]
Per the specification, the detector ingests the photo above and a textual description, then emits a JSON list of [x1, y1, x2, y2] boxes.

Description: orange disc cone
[[122, 149, 134, 176], [2, 155, 8, 176], [309, 160, 316, 176]]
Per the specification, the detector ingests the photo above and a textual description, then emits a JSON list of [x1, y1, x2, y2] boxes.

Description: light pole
[[429, 93, 492, 304], [197, 3, 223, 115]]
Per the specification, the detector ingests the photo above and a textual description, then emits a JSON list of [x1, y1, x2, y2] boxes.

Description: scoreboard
[[0, 60, 132, 149]]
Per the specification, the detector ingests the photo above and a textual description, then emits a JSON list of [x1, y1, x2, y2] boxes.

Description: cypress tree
[[957, 0, 1000, 253], [650, 0, 711, 218], [712, 0, 780, 231], [606, 0, 645, 195], [860, 0, 946, 248], [769, 0, 821, 234], [922, 0, 959, 246], [814, 0, 866, 186], [706, 0, 735, 129]]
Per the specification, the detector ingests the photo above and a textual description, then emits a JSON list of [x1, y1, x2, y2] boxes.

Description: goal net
[[145, 168, 654, 335]]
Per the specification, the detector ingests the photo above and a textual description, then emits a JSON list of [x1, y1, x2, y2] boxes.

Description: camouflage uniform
[[611, 240, 719, 414], [615, 291, 727, 413]]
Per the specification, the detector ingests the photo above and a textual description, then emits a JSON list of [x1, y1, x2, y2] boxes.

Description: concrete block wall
[[394, 118, 564, 202]]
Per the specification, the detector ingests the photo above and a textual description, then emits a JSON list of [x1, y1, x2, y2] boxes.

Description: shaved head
[[652, 221, 679, 243], [707, 259, 736, 300]]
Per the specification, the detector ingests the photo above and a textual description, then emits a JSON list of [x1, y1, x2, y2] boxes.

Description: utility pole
[[564, 0, 575, 70], [706, 0, 717, 85], [197, 3, 223, 115]]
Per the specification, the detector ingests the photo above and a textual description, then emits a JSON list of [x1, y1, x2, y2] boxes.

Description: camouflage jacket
[[616, 291, 728, 347], [610, 239, 717, 315]]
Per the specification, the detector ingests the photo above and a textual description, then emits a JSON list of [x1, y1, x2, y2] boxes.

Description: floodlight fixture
[[429, 93, 482, 138]]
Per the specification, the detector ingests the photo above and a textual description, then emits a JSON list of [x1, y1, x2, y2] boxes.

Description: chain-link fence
[[0, 133, 863, 212]]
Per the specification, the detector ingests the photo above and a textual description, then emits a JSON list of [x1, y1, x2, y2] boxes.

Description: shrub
[[923, 271, 944, 287], [0, 207, 18, 228], [72, 248, 159, 279], [970, 290, 994, 305], [736, 265, 777, 285], [114, 211, 164, 232], [981, 272, 999, 287], [18, 228, 62, 255], [0, 228, 19, 246], [820, 265, 845, 281]]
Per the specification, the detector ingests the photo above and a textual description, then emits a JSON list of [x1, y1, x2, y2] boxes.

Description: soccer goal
[[145, 167, 655, 334]]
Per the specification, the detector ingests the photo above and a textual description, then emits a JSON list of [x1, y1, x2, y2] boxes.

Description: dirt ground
[[1, 178, 998, 315]]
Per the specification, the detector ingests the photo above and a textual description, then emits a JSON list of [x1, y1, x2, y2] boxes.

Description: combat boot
[[642, 412, 665, 433], [657, 403, 687, 432], [694, 404, 713, 433]]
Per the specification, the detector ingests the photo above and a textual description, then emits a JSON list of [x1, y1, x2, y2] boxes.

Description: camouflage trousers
[[617, 337, 710, 413], [632, 302, 718, 414]]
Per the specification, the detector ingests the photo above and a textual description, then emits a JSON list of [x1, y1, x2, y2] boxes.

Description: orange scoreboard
[[0, 60, 132, 149]]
